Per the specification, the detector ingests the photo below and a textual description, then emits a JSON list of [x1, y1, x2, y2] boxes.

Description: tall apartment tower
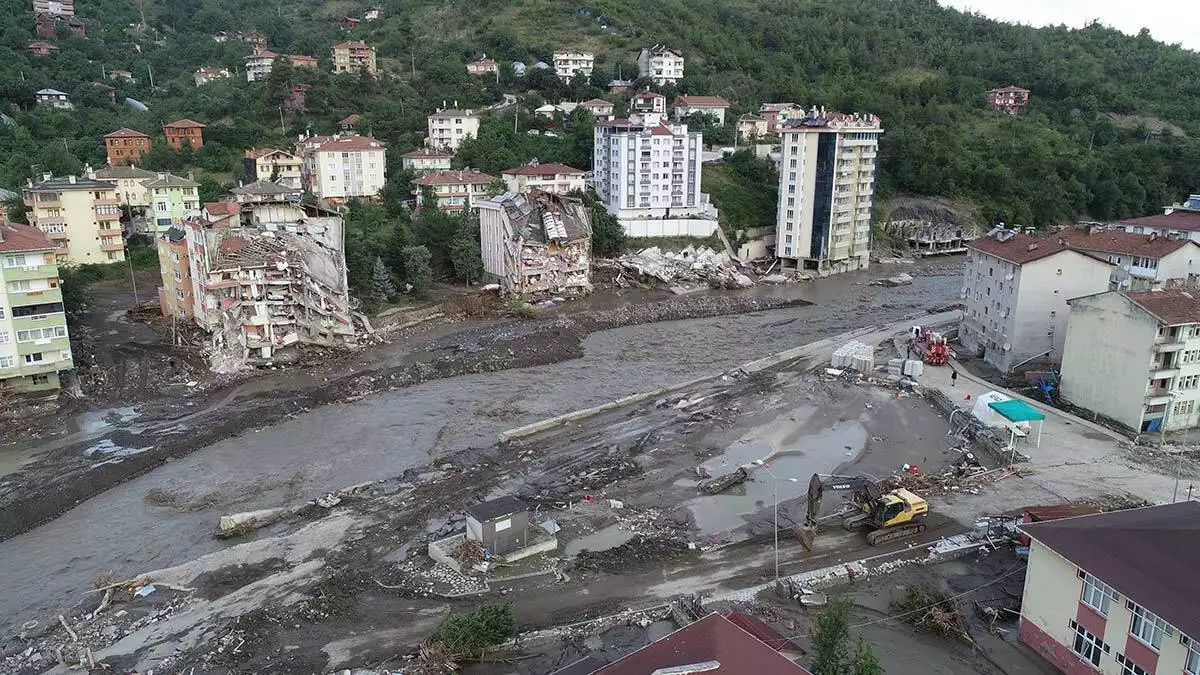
[[23, 174, 125, 265], [775, 108, 882, 275]]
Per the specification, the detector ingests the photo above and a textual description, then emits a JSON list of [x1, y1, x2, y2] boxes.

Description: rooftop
[[204, 201, 240, 217], [580, 98, 612, 108], [1021, 501, 1200, 641], [333, 40, 372, 50], [29, 175, 116, 191], [0, 221, 55, 254], [464, 496, 526, 522], [414, 170, 496, 186], [593, 613, 809, 674], [1126, 290, 1200, 326], [1057, 227, 1196, 258], [501, 162, 583, 176], [989, 85, 1030, 93], [164, 119, 206, 129], [402, 148, 453, 159], [36, 88, 68, 96], [312, 134, 384, 152], [92, 165, 156, 179], [244, 147, 297, 160], [485, 190, 591, 244], [966, 230, 1102, 266], [779, 107, 882, 132], [673, 95, 731, 108], [1121, 210, 1200, 233], [232, 180, 297, 196], [104, 127, 150, 139], [144, 172, 200, 188], [339, 114, 361, 126], [428, 109, 475, 119]]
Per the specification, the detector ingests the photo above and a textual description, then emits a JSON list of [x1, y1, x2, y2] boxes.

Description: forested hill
[[1, 0, 1200, 226]]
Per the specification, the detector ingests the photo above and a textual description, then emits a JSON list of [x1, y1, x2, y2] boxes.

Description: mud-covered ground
[[2, 358, 976, 673]]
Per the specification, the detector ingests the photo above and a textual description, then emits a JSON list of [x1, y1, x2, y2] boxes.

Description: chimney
[[157, 172, 165, 180], [1149, 232, 1157, 241], [68, 175, 76, 184], [1028, 243, 1038, 251]]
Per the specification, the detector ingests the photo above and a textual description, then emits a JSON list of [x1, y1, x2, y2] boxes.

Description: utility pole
[[147, 65, 155, 89], [126, 247, 140, 306], [279, 106, 286, 136], [410, 52, 416, 79]]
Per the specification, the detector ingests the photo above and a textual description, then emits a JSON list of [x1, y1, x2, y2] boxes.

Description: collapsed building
[[157, 198, 357, 371], [477, 190, 593, 298]]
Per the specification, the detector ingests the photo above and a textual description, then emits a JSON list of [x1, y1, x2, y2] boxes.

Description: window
[[1072, 623, 1106, 667], [1117, 654, 1149, 675], [1080, 572, 1118, 615], [1176, 400, 1195, 416], [1129, 603, 1172, 650], [31, 374, 49, 386], [16, 326, 66, 342], [24, 353, 44, 364], [8, 280, 30, 292], [1186, 637, 1199, 675], [0, 307, 4, 319], [0, 331, 8, 344], [0, 356, 12, 368]]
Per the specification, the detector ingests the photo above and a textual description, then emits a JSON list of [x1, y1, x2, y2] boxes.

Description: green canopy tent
[[988, 399, 1046, 450]]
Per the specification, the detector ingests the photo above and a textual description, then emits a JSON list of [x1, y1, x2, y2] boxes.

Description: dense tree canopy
[[0, 0, 1197, 230]]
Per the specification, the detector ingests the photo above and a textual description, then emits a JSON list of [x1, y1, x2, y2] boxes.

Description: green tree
[[197, 175, 225, 204], [448, 217, 483, 282], [810, 599, 884, 675], [369, 255, 395, 304], [58, 266, 94, 323], [571, 189, 625, 257], [430, 601, 517, 661], [401, 244, 432, 290]]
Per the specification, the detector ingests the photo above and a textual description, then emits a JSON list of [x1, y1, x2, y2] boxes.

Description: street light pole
[[753, 460, 798, 584]]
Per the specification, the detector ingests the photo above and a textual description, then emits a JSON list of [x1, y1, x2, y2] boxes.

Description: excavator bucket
[[797, 524, 816, 551]]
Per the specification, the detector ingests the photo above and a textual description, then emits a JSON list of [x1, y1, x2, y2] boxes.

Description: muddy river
[[0, 262, 960, 635]]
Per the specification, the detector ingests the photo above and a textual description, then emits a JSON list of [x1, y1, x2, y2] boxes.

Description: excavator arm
[[798, 473, 883, 550]]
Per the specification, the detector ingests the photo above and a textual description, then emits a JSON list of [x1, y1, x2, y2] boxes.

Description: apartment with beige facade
[[23, 174, 124, 264], [1019, 502, 1200, 675], [960, 230, 1111, 373], [552, 51, 594, 80], [0, 221, 72, 393], [500, 162, 585, 195], [88, 164, 154, 209], [426, 109, 479, 151], [301, 133, 387, 205], [1061, 289, 1200, 432], [775, 108, 881, 276], [414, 170, 497, 213], [243, 148, 303, 189], [331, 40, 377, 75]]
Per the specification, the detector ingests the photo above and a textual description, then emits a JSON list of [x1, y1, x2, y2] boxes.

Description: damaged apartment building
[[157, 198, 357, 370], [476, 190, 592, 298]]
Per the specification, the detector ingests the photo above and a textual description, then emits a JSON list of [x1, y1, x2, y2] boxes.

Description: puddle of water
[[687, 416, 870, 536], [563, 524, 636, 557], [85, 438, 154, 468]]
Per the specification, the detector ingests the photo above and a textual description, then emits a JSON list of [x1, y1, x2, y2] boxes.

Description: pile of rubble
[[885, 459, 1020, 496], [612, 246, 754, 291]]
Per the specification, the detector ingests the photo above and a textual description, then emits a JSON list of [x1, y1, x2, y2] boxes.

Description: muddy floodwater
[[0, 262, 960, 634]]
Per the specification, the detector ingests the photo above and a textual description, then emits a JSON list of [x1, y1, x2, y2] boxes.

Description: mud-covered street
[[0, 261, 961, 650]]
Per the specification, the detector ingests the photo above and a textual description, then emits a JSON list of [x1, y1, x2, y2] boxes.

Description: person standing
[[951, 369, 958, 387]]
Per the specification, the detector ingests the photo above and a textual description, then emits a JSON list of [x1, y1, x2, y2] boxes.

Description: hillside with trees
[[1, 0, 1199, 256]]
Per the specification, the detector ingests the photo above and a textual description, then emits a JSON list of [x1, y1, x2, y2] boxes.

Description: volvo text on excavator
[[797, 473, 929, 550]]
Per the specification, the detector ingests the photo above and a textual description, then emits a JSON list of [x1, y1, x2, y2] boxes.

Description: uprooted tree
[[810, 598, 885, 675], [427, 600, 517, 663]]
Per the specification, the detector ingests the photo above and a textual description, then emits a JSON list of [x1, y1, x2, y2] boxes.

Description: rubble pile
[[885, 461, 1019, 496], [613, 246, 755, 291]]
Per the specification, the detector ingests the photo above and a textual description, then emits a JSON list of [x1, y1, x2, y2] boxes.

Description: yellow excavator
[[797, 473, 929, 550]]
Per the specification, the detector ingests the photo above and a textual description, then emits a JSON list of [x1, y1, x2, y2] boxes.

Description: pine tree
[[370, 255, 395, 302]]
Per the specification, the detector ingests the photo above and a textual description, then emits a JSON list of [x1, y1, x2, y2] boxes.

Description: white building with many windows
[[552, 51, 594, 80], [591, 112, 717, 237], [426, 109, 480, 152], [637, 45, 684, 85], [774, 108, 881, 275], [960, 229, 1112, 373], [1019, 502, 1200, 675], [301, 133, 386, 205], [1061, 289, 1200, 432]]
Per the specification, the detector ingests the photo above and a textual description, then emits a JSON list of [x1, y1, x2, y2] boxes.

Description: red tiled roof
[[469, 58, 497, 66], [650, 125, 674, 136], [247, 49, 278, 59], [26, 41, 58, 50], [414, 170, 496, 186], [1057, 228, 1196, 259], [502, 162, 583, 176], [0, 222, 54, 254], [581, 98, 612, 108], [593, 613, 810, 674], [1121, 211, 1200, 233], [673, 95, 730, 108], [966, 231, 1106, 266], [634, 91, 666, 100], [1126, 289, 1200, 325], [313, 134, 384, 152], [333, 40, 371, 50], [989, 85, 1030, 93], [204, 201, 240, 216], [104, 127, 149, 139], [165, 119, 206, 129], [244, 147, 278, 159], [340, 114, 361, 126], [1022, 502, 1200, 642]]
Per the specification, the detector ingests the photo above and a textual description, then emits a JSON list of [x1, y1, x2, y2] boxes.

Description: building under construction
[[477, 190, 592, 298], [158, 198, 357, 370]]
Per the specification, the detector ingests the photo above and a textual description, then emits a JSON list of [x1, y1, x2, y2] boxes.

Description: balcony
[[1145, 388, 1173, 405], [11, 313, 66, 332], [1154, 337, 1186, 352], [1, 264, 57, 282], [101, 242, 125, 253], [15, 335, 70, 356], [96, 210, 122, 221], [98, 227, 123, 237], [94, 197, 121, 206], [1150, 366, 1180, 380]]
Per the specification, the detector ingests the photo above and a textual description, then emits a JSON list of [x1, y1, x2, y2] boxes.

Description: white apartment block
[[426, 109, 480, 152], [302, 134, 386, 204], [1121, 194, 1200, 243], [591, 112, 716, 237], [1058, 226, 1200, 290], [244, 50, 277, 83], [1062, 289, 1200, 432], [775, 108, 882, 275], [960, 230, 1112, 374], [637, 45, 684, 85], [553, 51, 594, 80]]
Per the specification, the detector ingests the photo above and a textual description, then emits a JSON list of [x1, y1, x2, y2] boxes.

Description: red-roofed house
[[961, 229, 1112, 372], [501, 161, 585, 195], [466, 56, 498, 76], [194, 66, 231, 86], [243, 148, 303, 188], [1017, 502, 1200, 673], [163, 119, 205, 150], [631, 90, 666, 115], [1121, 195, 1200, 243], [672, 95, 731, 124], [580, 98, 615, 121], [300, 133, 386, 204], [555, 612, 810, 674], [413, 169, 497, 213], [26, 41, 58, 57], [1057, 226, 1200, 290], [103, 128, 151, 166], [1063, 289, 1200, 432]]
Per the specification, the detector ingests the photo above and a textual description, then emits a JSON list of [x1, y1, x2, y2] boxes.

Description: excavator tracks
[[865, 522, 927, 546]]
